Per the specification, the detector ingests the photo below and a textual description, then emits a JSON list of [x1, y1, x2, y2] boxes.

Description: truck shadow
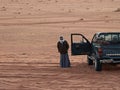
[[102, 63, 120, 71]]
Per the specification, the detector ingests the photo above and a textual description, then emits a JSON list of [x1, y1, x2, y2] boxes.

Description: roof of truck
[[96, 32, 120, 35]]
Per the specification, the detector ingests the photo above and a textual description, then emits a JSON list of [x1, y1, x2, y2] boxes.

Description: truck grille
[[106, 54, 120, 56], [103, 50, 120, 57]]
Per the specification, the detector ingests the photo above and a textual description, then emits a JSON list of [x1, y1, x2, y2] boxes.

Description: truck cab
[[71, 32, 120, 71]]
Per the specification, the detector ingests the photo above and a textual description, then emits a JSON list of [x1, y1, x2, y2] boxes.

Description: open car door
[[71, 33, 92, 55]]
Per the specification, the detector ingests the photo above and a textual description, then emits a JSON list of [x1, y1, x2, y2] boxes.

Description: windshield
[[98, 33, 120, 44]]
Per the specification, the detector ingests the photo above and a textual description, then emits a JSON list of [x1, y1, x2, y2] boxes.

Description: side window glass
[[92, 37, 96, 43], [99, 35, 104, 40], [105, 34, 111, 41], [92, 34, 97, 43], [73, 35, 87, 43], [112, 34, 118, 41], [119, 34, 120, 40]]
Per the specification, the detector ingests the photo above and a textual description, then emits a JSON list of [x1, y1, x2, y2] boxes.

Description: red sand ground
[[0, 0, 120, 90]]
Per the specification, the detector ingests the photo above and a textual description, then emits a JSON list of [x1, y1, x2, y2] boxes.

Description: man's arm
[[66, 41, 69, 50]]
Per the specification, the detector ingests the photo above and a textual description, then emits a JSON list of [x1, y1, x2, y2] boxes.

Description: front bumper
[[100, 58, 120, 63]]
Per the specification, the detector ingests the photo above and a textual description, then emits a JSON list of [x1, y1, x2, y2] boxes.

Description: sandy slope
[[0, 0, 120, 90]]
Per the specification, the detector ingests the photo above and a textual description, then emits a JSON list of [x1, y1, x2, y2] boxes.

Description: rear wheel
[[87, 56, 93, 65], [95, 59, 102, 71]]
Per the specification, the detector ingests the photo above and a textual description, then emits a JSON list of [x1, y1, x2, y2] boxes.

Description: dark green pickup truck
[[71, 32, 120, 71]]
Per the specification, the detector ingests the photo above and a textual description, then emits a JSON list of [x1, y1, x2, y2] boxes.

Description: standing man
[[57, 36, 71, 68]]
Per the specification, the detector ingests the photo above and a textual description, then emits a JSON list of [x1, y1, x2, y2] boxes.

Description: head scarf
[[59, 36, 65, 44]]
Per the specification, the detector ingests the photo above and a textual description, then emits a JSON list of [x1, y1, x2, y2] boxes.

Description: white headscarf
[[59, 36, 65, 44]]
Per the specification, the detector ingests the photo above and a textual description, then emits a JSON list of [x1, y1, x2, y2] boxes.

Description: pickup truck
[[71, 32, 120, 71]]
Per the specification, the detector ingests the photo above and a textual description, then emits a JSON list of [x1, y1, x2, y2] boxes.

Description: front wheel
[[95, 59, 102, 71]]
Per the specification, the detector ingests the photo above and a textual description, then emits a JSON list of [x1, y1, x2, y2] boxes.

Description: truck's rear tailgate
[[102, 44, 120, 58]]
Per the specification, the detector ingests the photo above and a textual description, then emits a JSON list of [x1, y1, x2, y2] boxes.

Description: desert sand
[[0, 0, 120, 90]]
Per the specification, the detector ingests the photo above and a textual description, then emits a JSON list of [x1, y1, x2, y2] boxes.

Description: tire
[[95, 59, 102, 71], [87, 56, 93, 65]]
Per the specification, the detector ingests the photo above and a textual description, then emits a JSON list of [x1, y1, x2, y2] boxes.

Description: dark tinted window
[[98, 33, 120, 44]]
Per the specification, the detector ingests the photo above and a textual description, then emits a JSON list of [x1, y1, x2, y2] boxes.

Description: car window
[[72, 35, 87, 43], [92, 33, 120, 45], [112, 34, 118, 41], [119, 34, 120, 40], [105, 34, 111, 41], [99, 35, 104, 38], [99, 33, 120, 44], [92, 34, 98, 43]]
